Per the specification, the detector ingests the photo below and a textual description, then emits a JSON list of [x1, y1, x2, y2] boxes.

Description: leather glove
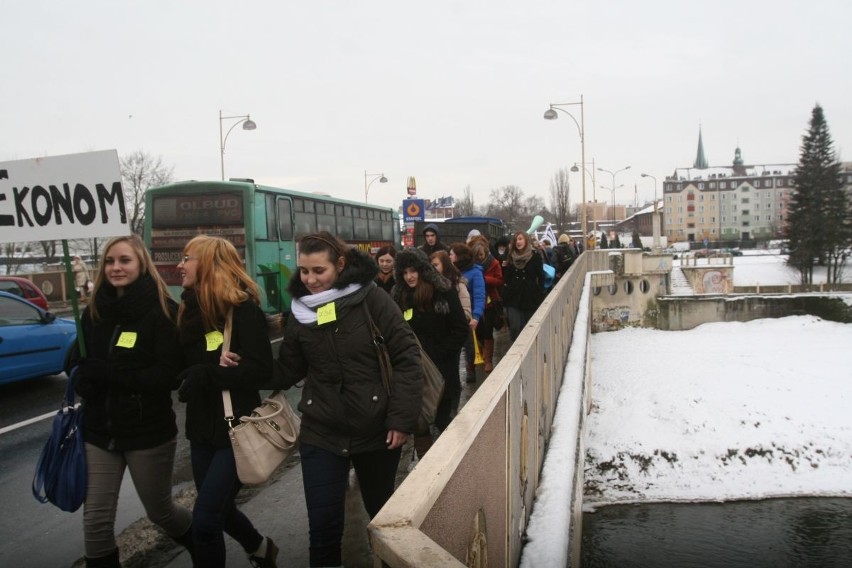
[[74, 358, 109, 399], [177, 364, 209, 402]]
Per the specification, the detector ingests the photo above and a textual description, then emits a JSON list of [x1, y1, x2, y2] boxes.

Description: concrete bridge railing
[[369, 250, 612, 567]]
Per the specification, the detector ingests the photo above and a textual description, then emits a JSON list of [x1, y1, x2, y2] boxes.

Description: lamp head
[[242, 118, 257, 131], [543, 108, 558, 120], [641, 173, 649, 178], [570, 164, 579, 172], [379, 175, 388, 183]]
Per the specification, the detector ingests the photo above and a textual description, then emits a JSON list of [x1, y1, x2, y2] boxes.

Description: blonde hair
[[177, 235, 261, 330], [89, 234, 173, 322]]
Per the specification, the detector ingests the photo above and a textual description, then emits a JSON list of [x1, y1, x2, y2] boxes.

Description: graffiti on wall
[[698, 270, 730, 294]]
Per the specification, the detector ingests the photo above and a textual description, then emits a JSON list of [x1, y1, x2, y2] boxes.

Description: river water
[[581, 497, 852, 567]]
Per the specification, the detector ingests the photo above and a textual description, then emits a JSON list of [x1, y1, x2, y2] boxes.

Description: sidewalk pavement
[[163, 449, 402, 568], [164, 457, 315, 567]]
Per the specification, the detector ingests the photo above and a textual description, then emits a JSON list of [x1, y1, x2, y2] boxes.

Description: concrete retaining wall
[[368, 251, 612, 567], [657, 293, 852, 331]]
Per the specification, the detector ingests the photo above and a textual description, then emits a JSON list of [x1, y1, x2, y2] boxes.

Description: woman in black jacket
[[276, 232, 421, 567], [74, 235, 193, 567], [392, 248, 468, 454], [175, 235, 277, 568], [501, 231, 546, 342]]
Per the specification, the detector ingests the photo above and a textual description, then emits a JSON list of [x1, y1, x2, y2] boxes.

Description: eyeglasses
[[181, 255, 198, 264]]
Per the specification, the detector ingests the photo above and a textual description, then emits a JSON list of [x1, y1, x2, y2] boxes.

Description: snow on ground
[[583, 315, 852, 508], [678, 249, 852, 287], [520, 254, 851, 567]]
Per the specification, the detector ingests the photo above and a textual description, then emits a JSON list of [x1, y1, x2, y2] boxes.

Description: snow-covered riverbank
[[583, 315, 852, 509]]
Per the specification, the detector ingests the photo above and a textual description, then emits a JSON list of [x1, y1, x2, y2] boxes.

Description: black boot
[[85, 548, 121, 568], [173, 526, 197, 566]]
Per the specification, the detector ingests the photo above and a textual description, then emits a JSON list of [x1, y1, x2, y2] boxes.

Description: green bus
[[144, 179, 401, 314]]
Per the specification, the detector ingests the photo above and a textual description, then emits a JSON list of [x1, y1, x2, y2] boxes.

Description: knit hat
[[558, 233, 570, 244], [467, 229, 481, 241], [422, 223, 440, 236]]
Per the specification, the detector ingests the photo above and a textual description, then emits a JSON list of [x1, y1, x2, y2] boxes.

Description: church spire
[[694, 126, 709, 169]]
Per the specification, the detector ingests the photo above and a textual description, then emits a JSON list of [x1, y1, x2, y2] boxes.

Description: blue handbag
[[32, 367, 87, 512]]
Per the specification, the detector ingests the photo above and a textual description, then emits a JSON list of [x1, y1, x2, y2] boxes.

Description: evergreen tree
[[599, 232, 609, 249], [632, 230, 643, 249], [785, 105, 850, 284]]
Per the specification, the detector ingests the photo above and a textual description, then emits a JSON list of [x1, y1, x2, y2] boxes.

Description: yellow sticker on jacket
[[317, 302, 337, 325], [404, 308, 413, 321], [205, 330, 224, 351], [115, 331, 137, 349]]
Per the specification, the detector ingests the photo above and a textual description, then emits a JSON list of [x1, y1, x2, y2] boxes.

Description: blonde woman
[[74, 235, 193, 567], [175, 236, 277, 568]]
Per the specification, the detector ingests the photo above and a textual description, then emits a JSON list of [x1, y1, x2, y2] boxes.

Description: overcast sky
[[4, 1, 850, 212]]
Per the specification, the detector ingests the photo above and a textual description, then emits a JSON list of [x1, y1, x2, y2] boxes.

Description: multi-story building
[[663, 130, 852, 244]]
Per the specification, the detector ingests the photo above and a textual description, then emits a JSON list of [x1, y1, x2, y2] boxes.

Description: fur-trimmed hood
[[392, 248, 450, 292], [288, 246, 379, 299], [391, 248, 454, 314]]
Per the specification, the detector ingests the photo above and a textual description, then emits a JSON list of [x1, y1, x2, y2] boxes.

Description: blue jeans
[[300, 442, 401, 567], [190, 443, 263, 568]]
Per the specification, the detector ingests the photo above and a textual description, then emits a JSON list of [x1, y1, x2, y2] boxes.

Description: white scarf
[[291, 283, 362, 324]]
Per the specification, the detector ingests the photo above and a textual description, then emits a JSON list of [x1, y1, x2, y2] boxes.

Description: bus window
[[336, 205, 353, 240], [254, 192, 277, 241], [353, 207, 368, 240], [368, 212, 383, 240], [277, 199, 293, 240], [265, 194, 277, 239], [317, 202, 335, 234], [295, 210, 314, 238], [380, 212, 393, 241]]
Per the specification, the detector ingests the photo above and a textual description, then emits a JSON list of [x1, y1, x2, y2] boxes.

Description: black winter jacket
[[76, 273, 181, 452], [179, 298, 273, 447], [277, 248, 421, 456], [502, 252, 546, 311]]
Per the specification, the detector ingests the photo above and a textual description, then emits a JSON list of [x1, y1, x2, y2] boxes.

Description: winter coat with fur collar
[[277, 247, 422, 456]]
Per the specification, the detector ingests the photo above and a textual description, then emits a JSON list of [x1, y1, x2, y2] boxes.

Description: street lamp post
[[571, 158, 596, 247], [219, 110, 257, 181], [597, 165, 631, 239], [544, 95, 587, 245], [641, 173, 662, 252], [364, 171, 387, 203]]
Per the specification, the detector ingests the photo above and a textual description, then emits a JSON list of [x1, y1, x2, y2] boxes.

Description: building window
[[698, 183, 705, 189], [711, 217, 715, 223], [742, 198, 750, 204], [754, 180, 760, 188], [710, 182, 716, 189]]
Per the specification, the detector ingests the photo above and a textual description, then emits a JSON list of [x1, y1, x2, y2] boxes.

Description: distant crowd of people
[[68, 223, 583, 567]]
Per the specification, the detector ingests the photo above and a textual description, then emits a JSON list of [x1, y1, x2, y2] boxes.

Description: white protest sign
[[0, 150, 130, 244]]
